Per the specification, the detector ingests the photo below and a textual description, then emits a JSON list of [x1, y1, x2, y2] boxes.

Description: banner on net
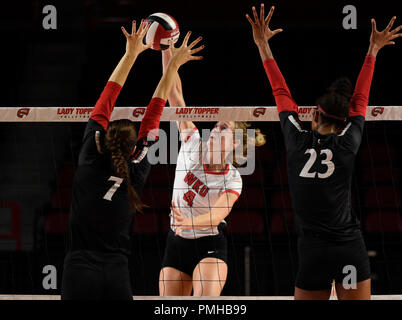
[[0, 106, 400, 122]]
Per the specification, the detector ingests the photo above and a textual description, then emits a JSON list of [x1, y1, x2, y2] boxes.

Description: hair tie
[[317, 105, 347, 122]]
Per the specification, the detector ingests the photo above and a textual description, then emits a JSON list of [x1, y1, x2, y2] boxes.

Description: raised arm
[[91, 20, 152, 130], [134, 32, 204, 146], [246, 4, 298, 114], [161, 39, 203, 141], [162, 48, 187, 107], [350, 16, 402, 117]]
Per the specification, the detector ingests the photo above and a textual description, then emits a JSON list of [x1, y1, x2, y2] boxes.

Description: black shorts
[[161, 226, 228, 277], [61, 250, 132, 300], [295, 234, 371, 291]]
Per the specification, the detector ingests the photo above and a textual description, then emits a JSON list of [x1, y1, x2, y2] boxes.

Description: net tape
[[0, 106, 401, 122]]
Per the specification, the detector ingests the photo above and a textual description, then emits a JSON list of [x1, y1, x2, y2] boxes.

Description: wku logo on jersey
[[132, 108, 145, 118], [253, 107, 266, 118], [184, 171, 209, 197], [17, 108, 30, 118], [371, 107, 384, 117], [182, 171, 210, 207]]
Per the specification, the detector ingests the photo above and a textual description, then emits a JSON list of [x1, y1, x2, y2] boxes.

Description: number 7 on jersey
[[104, 176, 123, 201]]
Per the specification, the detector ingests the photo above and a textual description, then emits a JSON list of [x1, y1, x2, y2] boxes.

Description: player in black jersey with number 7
[[60, 20, 204, 300], [247, 4, 402, 299]]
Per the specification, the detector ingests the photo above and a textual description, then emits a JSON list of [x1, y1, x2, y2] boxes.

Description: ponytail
[[233, 121, 266, 167], [104, 120, 144, 213]]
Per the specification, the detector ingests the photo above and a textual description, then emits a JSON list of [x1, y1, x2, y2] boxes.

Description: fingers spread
[[391, 33, 402, 40], [265, 6, 275, 25], [182, 31, 192, 47], [385, 16, 397, 31], [371, 18, 377, 32], [190, 45, 204, 54], [121, 26, 130, 38], [391, 25, 402, 34], [188, 36, 202, 49], [190, 55, 203, 60], [131, 20, 136, 35], [142, 22, 151, 36], [252, 6, 259, 24], [138, 19, 144, 34], [260, 3, 265, 23], [246, 14, 255, 27]]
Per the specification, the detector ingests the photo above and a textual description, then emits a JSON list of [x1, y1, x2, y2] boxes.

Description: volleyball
[[143, 13, 180, 51]]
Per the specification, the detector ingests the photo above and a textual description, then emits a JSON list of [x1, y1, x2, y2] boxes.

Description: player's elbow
[[213, 208, 231, 226]]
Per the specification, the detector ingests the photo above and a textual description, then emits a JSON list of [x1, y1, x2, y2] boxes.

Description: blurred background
[[0, 0, 401, 296]]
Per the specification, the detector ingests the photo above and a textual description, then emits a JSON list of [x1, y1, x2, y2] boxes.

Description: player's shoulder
[[85, 118, 105, 135], [78, 119, 107, 166], [181, 127, 200, 147], [279, 110, 297, 118]]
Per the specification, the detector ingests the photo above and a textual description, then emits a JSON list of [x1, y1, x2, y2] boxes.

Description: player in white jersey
[[159, 44, 266, 296]]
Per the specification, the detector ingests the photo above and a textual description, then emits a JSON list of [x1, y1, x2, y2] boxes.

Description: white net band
[[0, 106, 401, 122]]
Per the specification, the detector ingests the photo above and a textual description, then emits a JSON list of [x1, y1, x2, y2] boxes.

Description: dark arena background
[[0, 0, 401, 300]]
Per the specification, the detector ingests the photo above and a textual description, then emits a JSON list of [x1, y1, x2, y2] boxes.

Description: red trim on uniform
[[137, 97, 166, 140], [222, 189, 240, 199], [263, 59, 298, 115], [349, 55, 376, 118], [90, 81, 122, 130], [184, 127, 198, 143], [203, 164, 230, 175]]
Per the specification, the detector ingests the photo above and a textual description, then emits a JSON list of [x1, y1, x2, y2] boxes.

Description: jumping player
[[61, 20, 204, 300], [158, 46, 266, 296], [246, 4, 402, 299]]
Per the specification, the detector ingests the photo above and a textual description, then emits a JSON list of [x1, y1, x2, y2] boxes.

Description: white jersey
[[170, 127, 242, 239]]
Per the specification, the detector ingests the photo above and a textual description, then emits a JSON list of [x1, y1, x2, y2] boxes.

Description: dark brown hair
[[316, 77, 353, 129], [103, 119, 144, 213]]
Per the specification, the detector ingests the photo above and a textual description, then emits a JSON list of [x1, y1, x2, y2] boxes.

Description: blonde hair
[[233, 121, 266, 167]]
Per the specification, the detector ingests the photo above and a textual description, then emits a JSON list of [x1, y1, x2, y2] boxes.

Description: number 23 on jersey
[[299, 148, 335, 179]]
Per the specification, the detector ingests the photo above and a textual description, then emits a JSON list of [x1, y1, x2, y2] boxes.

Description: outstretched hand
[[167, 31, 205, 70], [121, 19, 152, 57], [368, 16, 402, 56], [246, 4, 283, 47]]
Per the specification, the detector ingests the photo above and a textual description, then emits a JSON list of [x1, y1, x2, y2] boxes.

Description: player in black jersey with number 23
[[247, 4, 402, 299]]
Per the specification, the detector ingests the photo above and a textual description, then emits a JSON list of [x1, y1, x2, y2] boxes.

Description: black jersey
[[280, 112, 364, 241], [263, 55, 376, 242], [68, 119, 151, 255], [66, 81, 166, 255]]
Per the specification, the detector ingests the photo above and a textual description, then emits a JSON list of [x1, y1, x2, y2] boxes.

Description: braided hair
[[104, 119, 144, 213]]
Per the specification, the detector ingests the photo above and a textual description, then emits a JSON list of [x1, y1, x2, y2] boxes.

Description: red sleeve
[[263, 59, 298, 114], [349, 55, 376, 118], [137, 97, 166, 140], [90, 81, 122, 130]]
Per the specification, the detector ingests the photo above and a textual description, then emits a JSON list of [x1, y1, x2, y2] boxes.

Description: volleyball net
[[0, 106, 401, 299]]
